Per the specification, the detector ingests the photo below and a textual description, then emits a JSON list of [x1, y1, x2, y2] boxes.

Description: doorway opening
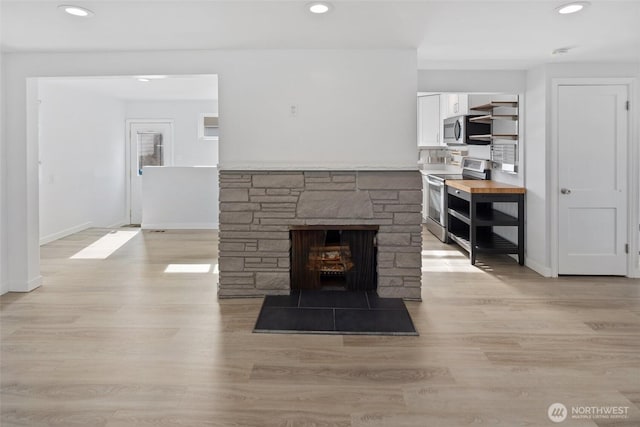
[[33, 74, 219, 270], [127, 120, 174, 225], [551, 79, 633, 276]]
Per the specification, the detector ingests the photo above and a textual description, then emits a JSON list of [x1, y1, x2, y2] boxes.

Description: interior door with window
[[128, 122, 172, 225], [558, 84, 628, 275]]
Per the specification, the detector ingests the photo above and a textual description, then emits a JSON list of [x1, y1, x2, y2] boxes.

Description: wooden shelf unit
[[468, 133, 518, 141], [467, 134, 492, 141], [469, 99, 519, 172], [446, 185, 525, 265], [470, 101, 519, 111], [469, 114, 518, 124]]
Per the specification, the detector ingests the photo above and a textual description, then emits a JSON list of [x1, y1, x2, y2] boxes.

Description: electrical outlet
[[290, 104, 298, 117]]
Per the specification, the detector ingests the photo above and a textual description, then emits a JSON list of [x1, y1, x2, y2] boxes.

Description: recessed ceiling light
[[137, 78, 151, 82], [58, 5, 94, 17], [308, 2, 332, 14], [556, 1, 590, 14]]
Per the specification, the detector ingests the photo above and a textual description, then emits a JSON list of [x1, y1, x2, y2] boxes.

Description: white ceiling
[[2, 1, 639, 69], [40, 75, 218, 100]]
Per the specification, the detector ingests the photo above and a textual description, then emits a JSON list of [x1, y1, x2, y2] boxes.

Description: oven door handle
[[427, 177, 445, 187]]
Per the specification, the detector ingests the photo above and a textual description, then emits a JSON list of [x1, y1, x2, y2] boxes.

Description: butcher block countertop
[[446, 179, 526, 194]]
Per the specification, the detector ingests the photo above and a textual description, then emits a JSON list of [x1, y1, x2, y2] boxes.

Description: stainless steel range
[[425, 158, 491, 242]]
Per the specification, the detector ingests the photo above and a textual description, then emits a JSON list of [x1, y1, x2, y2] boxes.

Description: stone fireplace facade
[[218, 170, 422, 300]]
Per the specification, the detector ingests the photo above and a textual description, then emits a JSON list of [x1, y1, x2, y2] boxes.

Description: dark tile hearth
[[299, 290, 369, 309], [254, 290, 418, 336]]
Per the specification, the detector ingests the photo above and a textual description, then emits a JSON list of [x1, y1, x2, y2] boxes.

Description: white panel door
[[128, 122, 172, 225], [558, 85, 628, 275]]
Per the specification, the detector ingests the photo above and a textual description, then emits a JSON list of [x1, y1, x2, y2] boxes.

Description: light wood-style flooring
[[1, 227, 639, 426]]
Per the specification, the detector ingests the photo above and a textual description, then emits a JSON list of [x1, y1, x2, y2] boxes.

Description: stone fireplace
[[218, 170, 422, 300]]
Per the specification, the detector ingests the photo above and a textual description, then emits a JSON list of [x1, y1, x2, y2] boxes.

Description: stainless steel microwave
[[443, 115, 491, 146]]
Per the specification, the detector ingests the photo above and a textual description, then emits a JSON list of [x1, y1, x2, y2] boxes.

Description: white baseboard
[[525, 258, 553, 277], [107, 218, 128, 229], [142, 222, 218, 230], [9, 275, 42, 293], [40, 222, 92, 245], [0, 281, 8, 296], [28, 275, 43, 291]]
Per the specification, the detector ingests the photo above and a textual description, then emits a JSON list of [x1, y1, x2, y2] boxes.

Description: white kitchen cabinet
[[417, 95, 440, 146], [443, 93, 468, 118]]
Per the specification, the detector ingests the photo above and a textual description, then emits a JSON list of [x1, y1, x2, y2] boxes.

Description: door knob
[[560, 188, 571, 194]]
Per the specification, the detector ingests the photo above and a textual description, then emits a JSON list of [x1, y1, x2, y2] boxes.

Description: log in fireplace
[[290, 226, 378, 291]]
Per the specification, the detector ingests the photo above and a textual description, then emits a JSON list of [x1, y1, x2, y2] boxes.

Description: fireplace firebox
[[290, 226, 378, 291]]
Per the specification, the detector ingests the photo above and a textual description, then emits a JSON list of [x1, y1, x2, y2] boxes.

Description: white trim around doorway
[[550, 77, 639, 278], [125, 119, 175, 225]]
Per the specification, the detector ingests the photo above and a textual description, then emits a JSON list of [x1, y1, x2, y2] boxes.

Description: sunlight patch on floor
[[70, 230, 139, 259], [421, 249, 466, 258], [422, 249, 485, 273], [421, 264, 485, 273], [164, 264, 212, 273]]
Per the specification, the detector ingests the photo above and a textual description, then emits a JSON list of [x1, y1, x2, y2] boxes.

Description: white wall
[[524, 65, 550, 276], [418, 70, 527, 94], [38, 79, 127, 245], [220, 50, 417, 169], [3, 48, 418, 292], [142, 166, 218, 229], [0, 46, 7, 295], [126, 100, 218, 166]]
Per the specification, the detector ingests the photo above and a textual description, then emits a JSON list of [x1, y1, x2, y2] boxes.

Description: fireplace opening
[[290, 226, 378, 291]]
